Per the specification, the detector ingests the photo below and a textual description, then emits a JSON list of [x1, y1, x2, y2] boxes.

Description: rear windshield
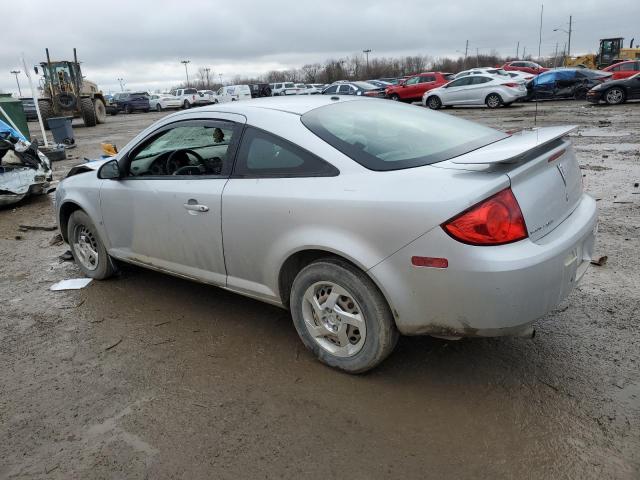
[[184, 88, 197, 94], [301, 100, 507, 171]]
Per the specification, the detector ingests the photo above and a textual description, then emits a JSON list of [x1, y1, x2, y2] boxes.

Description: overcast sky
[[2, 0, 638, 95]]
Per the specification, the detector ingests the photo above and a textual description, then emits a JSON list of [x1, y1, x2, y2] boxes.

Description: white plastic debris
[[50, 278, 93, 291]]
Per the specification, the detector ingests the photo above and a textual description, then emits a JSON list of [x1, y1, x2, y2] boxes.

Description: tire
[[290, 258, 399, 373], [80, 98, 97, 127], [485, 93, 503, 109], [183, 100, 190, 109], [389, 93, 400, 101], [426, 96, 442, 109], [37, 100, 54, 130], [604, 87, 625, 105], [67, 210, 116, 280], [124, 105, 132, 114], [94, 99, 106, 124], [156, 103, 163, 112]]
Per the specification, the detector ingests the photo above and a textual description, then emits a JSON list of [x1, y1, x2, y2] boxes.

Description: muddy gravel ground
[[1, 101, 638, 479]]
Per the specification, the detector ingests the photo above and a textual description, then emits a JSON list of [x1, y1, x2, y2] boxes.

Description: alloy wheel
[[605, 88, 624, 105], [72, 224, 99, 271], [302, 281, 366, 358]]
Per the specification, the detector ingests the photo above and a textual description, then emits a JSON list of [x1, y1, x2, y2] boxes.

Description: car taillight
[[442, 188, 528, 246], [502, 82, 519, 88]]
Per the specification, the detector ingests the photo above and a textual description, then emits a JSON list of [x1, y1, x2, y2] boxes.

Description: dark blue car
[[112, 92, 150, 113], [526, 68, 611, 100]]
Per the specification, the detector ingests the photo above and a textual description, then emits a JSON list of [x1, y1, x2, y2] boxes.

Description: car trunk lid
[[446, 126, 583, 242]]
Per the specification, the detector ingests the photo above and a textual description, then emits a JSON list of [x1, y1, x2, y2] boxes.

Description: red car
[[602, 60, 640, 80], [502, 61, 549, 75], [385, 72, 454, 102]]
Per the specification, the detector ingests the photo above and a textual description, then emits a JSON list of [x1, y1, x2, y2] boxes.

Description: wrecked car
[[0, 119, 53, 207], [55, 97, 597, 373], [526, 68, 611, 101]]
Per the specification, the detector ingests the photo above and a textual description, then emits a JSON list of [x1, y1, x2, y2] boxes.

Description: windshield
[[301, 100, 507, 171]]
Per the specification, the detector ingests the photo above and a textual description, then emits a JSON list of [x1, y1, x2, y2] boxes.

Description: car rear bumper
[[369, 193, 597, 336]]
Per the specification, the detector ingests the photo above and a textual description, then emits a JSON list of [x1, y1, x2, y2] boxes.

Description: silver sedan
[[55, 96, 597, 373]]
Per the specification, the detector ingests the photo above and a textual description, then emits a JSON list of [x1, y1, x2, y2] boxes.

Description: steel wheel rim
[[72, 224, 99, 271], [606, 89, 622, 104], [302, 281, 366, 358]]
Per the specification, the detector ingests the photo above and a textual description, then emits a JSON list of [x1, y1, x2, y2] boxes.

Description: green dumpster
[[0, 93, 30, 141]]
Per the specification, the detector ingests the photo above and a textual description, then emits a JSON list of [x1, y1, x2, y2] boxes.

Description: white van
[[215, 85, 251, 103]]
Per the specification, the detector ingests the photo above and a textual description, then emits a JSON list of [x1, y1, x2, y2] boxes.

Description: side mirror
[[34, 66, 39, 75], [98, 159, 121, 179]]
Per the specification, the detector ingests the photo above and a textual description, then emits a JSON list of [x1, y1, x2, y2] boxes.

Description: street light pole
[[204, 67, 211, 89], [181, 60, 191, 86], [218, 73, 223, 85], [117, 78, 125, 91], [363, 49, 371, 74], [553, 15, 572, 58], [10, 70, 21, 97]]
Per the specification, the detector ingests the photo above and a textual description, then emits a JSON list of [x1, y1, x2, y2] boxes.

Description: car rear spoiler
[[451, 125, 577, 164]]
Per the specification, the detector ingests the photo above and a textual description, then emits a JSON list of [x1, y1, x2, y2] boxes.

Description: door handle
[[183, 200, 209, 212]]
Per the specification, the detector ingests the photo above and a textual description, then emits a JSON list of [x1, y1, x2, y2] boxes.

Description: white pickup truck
[[170, 88, 209, 109]]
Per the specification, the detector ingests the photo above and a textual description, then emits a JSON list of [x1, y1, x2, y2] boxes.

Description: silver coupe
[[55, 96, 597, 373]]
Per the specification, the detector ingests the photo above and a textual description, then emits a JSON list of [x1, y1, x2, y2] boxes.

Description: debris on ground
[[50, 278, 92, 291], [0, 119, 53, 207], [104, 337, 123, 351], [591, 256, 608, 267], [58, 250, 74, 262], [49, 233, 64, 246], [19, 224, 57, 231]]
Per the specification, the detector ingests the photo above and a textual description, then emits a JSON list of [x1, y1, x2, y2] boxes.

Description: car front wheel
[[67, 210, 116, 280], [426, 96, 442, 109], [290, 258, 398, 373], [604, 87, 625, 105]]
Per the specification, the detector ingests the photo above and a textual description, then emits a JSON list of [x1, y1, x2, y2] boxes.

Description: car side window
[[448, 78, 471, 87], [126, 121, 238, 177], [620, 63, 635, 71], [421, 76, 435, 83], [324, 85, 338, 94], [471, 77, 492, 84], [233, 127, 338, 178], [405, 77, 419, 85], [337, 85, 352, 94]]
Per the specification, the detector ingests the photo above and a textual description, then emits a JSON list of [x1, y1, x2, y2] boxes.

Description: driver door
[[99, 115, 244, 286]]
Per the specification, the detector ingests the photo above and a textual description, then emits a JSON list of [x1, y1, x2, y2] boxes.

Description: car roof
[[603, 60, 636, 70], [183, 95, 363, 116]]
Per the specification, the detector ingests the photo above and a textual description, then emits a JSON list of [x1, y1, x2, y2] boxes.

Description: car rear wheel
[[426, 96, 442, 109], [604, 87, 625, 105], [290, 258, 398, 373], [67, 210, 116, 280], [156, 103, 163, 112], [485, 93, 503, 108], [183, 100, 190, 109]]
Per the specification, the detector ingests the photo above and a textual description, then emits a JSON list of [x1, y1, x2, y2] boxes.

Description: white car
[[454, 68, 511, 80], [506, 71, 536, 84], [148, 94, 182, 112], [215, 85, 252, 103], [270, 82, 302, 96], [423, 74, 527, 109], [197, 90, 218, 104], [298, 85, 322, 95]]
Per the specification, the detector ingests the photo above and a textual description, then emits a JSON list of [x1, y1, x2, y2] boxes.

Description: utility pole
[[516, 41, 520, 59], [117, 77, 124, 91], [538, 4, 544, 58], [204, 67, 211, 89], [464, 40, 469, 66], [363, 49, 371, 74], [554, 42, 559, 67], [218, 73, 223, 85], [567, 15, 572, 57], [181, 59, 191, 86], [522, 46, 527, 59], [10, 70, 21, 97], [476, 48, 479, 67]]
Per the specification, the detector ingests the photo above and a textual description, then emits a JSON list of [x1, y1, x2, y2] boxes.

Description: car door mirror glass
[[98, 159, 121, 179]]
